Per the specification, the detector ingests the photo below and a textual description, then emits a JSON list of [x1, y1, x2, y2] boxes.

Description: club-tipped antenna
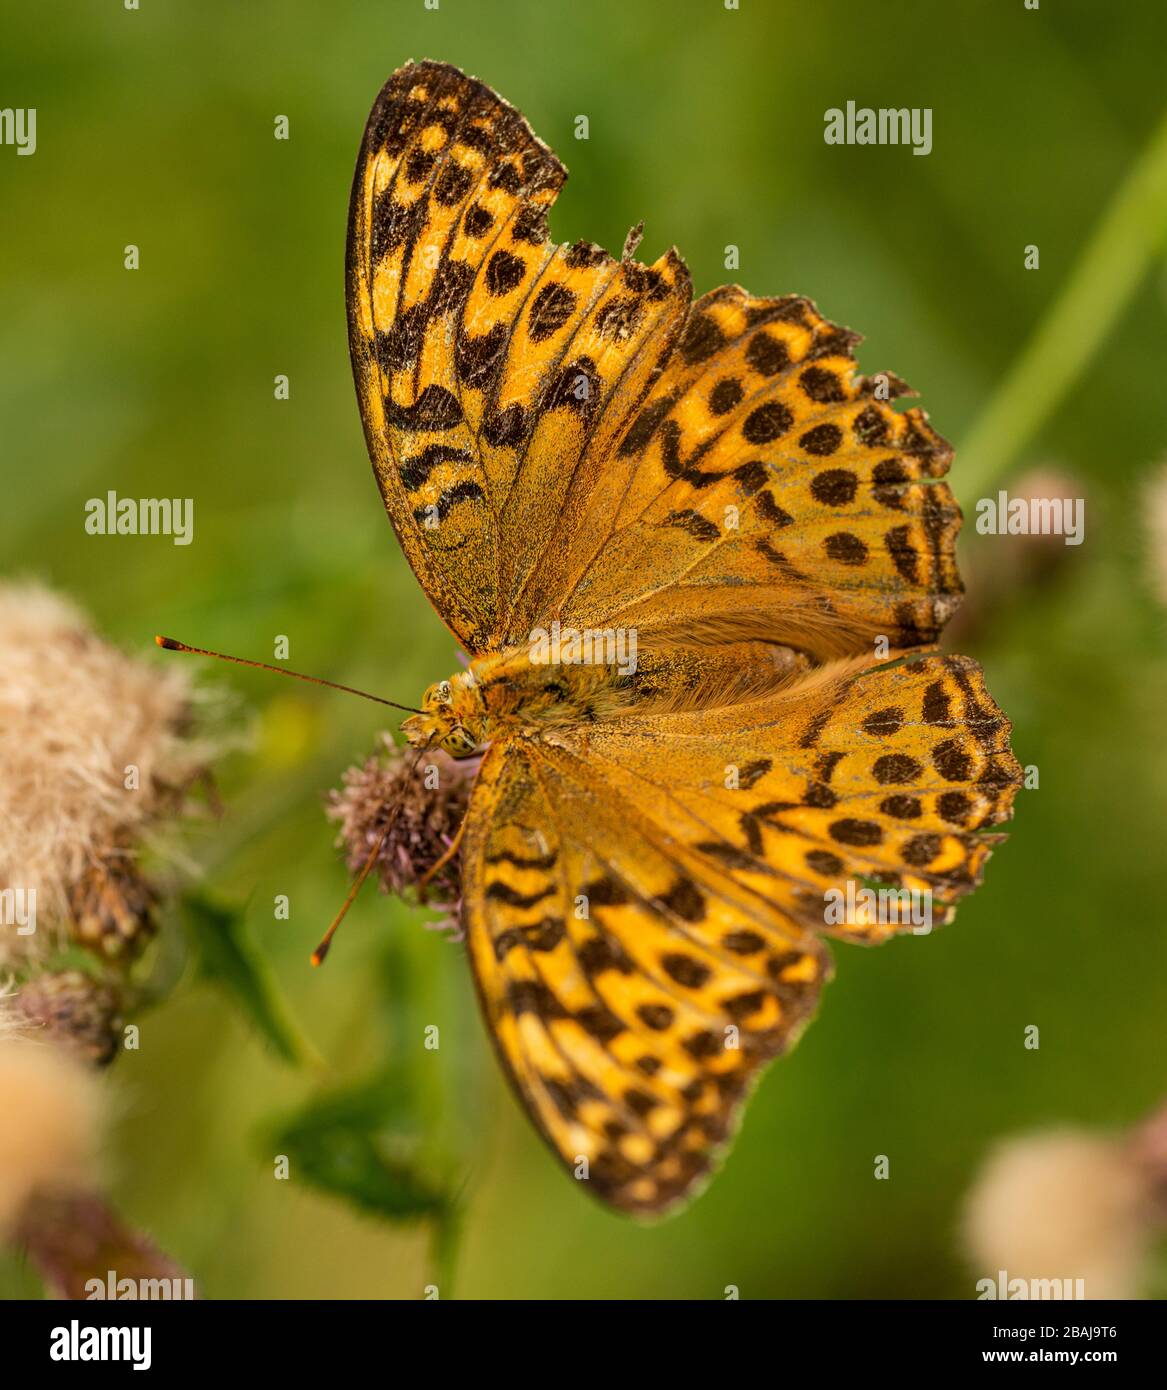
[[310, 827, 389, 966], [155, 635, 423, 714], [310, 741, 434, 966]]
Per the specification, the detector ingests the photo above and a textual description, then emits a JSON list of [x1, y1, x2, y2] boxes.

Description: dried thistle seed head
[[0, 1024, 107, 1236], [962, 1127, 1157, 1300], [15, 972, 125, 1068], [1130, 1099, 1167, 1222], [66, 848, 157, 962], [948, 465, 1088, 644], [0, 582, 222, 966], [1007, 466, 1088, 566], [326, 736, 476, 911]]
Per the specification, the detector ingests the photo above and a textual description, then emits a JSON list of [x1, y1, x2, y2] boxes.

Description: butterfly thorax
[[401, 644, 635, 757], [402, 637, 814, 757]]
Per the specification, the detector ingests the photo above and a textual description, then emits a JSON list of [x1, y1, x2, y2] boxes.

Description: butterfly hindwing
[[572, 652, 1023, 944], [461, 652, 1020, 1215]]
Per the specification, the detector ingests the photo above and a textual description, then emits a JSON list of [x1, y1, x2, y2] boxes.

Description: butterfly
[[346, 59, 1022, 1216]]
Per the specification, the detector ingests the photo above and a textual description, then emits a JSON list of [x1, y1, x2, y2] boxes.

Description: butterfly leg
[[417, 810, 470, 903]]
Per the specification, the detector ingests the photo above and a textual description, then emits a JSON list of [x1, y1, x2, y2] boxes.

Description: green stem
[[430, 1200, 464, 1300], [957, 106, 1167, 501]]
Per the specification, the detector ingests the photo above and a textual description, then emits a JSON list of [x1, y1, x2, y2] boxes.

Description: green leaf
[[271, 1071, 450, 1222], [181, 894, 314, 1067]]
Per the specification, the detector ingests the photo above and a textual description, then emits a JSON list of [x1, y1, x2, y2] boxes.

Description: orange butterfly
[[345, 60, 1022, 1215]]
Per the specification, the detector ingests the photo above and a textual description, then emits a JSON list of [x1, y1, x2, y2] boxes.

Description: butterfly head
[[402, 672, 487, 758]]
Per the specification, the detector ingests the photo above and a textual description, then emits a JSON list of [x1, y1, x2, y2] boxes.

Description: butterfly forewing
[[520, 285, 962, 659], [462, 738, 830, 1216], [347, 59, 689, 653]]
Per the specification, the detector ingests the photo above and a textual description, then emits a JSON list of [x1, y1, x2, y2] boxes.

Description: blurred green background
[[2, 0, 1166, 1299]]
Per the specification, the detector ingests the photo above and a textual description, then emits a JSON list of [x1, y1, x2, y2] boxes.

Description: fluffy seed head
[[0, 582, 217, 963], [0, 1015, 107, 1235], [963, 1127, 1158, 1299]]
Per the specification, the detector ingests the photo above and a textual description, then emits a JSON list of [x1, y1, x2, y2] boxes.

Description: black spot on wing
[[527, 282, 577, 341], [661, 509, 719, 542], [659, 877, 706, 923], [494, 917, 566, 960], [385, 386, 464, 433], [486, 846, 559, 869], [412, 479, 487, 522], [456, 323, 508, 390], [485, 881, 555, 909], [618, 395, 676, 457], [398, 444, 473, 491]]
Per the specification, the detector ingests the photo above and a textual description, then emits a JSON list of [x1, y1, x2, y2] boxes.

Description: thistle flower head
[[326, 735, 477, 936], [14, 970, 124, 1067]]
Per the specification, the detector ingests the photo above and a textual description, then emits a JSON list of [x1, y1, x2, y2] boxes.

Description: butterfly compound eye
[[423, 680, 453, 709]]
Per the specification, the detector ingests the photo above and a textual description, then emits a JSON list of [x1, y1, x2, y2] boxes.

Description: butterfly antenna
[[310, 741, 433, 966], [155, 635, 423, 714], [310, 827, 388, 966]]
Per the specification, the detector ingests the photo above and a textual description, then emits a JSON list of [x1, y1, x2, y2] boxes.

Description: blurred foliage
[[270, 1073, 451, 1223], [181, 894, 315, 1069], [2, 0, 1166, 1299]]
